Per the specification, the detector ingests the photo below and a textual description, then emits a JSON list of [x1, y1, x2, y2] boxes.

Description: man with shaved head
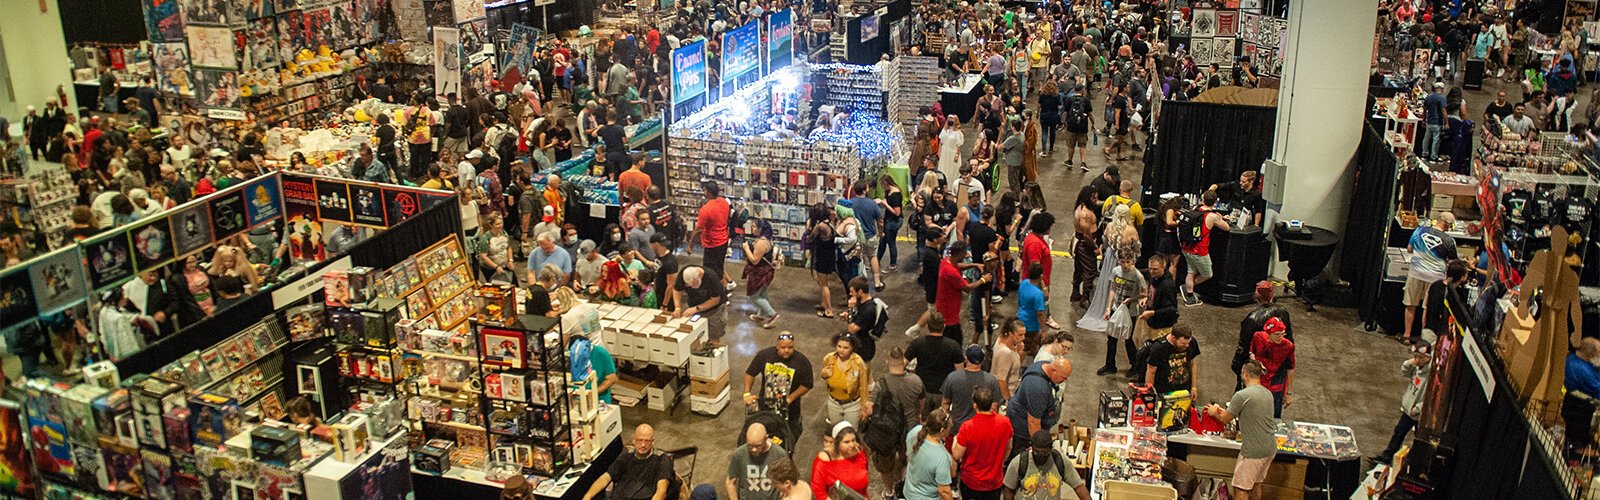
[[727, 422, 789, 500], [1004, 357, 1074, 454], [583, 424, 672, 500]]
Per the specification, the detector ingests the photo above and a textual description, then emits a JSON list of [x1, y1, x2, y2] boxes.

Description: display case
[[476, 315, 573, 478]]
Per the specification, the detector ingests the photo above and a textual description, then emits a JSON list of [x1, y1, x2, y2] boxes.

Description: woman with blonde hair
[[208, 245, 261, 295], [1077, 204, 1138, 332]]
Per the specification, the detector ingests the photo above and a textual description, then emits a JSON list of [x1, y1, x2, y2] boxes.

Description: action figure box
[[163, 407, 192, 454], [324, 269, 353, 307], [61, 385, 109, 445], [327, 307, 366, 345], [91, 389, 130, 442], [187, 393, 241, 448], [1099, 390, 1129, 428], [362, 298, 405, 348], [329, 413, 371, 462], [250, 426, 303, 466], [286, 302, 327, 342], [347, 266, 375, 306], [1128, 385, 1158, 429], [474, 284, 517, 325], [82, 360, 121, 390], [355, 398, 404, 437], [131, 378, 186, 418], [413, 439, 455, 475], [396, 318, 422, 350]]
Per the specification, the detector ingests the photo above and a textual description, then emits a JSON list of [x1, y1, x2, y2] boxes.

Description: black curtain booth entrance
[[1139, 100, 1278, 205]]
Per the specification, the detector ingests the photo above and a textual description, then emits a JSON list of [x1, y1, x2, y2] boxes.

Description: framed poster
[[209, 188, 249, 240], [350, 184, 386, 227], [297, 365, 320, 395], [315, 179, 353, 223], [1217, 11, 1238, 37], [480, 328, 524, 368], [182, 0, 231, 26], [187, 25, 238, 69], [170, 204, 214, 257], [29, 247, 87, 314], [245, 0, 275, 19], [1191, 9, 1218, 38], [144, 0, 186, 43], [245, 175, 283, 226], [246, 17, 281, 69], [85, 234, 134, 290], [453, 0, 485, 23], [131, 217, 176, 272], [303, 7, 332, 49], [382, 188, 425, 224], [152, 43, 193, 96], [194, 69, 240, 112], [0, 270, 38, 332], [433, 27, 462, 97], [861, 14, 880, 41]]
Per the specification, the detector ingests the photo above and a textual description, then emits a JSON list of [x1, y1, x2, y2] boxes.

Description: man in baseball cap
[[1248, 317, 1295, 416], [1373, 339, 1435, 465], [944, 343, 1000, 433], [1234, 280, 1292, 387]]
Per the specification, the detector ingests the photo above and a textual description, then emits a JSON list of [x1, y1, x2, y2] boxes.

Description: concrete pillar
[[1265, 0, 1380, 276], [0, 0, 73, 120]]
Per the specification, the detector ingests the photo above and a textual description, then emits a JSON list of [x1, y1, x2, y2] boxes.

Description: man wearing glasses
[[581, 424, 672, 500], [744, 332, 815, 440]]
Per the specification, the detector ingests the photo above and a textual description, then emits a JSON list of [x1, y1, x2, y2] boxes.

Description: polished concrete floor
[[624, 109, 1416, 494]]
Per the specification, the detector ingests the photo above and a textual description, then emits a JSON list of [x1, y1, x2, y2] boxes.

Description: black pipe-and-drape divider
[[1343, 123, 1400, 327], [1139, 100, 1278, 205], [115, 197, 462, 377]]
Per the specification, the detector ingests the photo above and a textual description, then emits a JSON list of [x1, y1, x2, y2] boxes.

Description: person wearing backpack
[[846, 277, 888, 362], [863, 347, 925, 500], [1062, 84, 1100, 169], [1002, 430, 1091, 500], [1178, 191, 1230, 305]]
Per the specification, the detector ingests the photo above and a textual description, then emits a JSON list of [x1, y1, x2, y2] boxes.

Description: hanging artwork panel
[[394, 0, 427, 41], [453, 0, 485, 23], [245, 0, 276, 19], [278, 10, 306, 60], [181, 0, 231, 26], [247, 17, 281, 69], [194, 69, 243, 118], [187, 25, 239, 69], [1216, 11, 1238, 37], [144, 0, 185, 42], [303, 7, 333, 50], [153, 43, 194, 96], [1191, 9, 1217, 38]]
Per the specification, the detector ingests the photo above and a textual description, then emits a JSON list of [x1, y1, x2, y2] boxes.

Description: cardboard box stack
[[689, 347, 731, 416]]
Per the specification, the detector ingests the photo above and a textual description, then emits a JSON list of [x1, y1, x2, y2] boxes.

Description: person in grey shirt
[[1501, 103, 1538, 136], [942, 345, 1000, 433], [1001, 121, 1026, 193], [726, 423, 789, 500], [1203, 361, 1278, 498], [628, 209, 658, 261]]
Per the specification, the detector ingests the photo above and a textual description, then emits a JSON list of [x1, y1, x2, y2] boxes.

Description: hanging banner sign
[[671, 40, 708, 105], [722, 20, 762, 81], [769, 9, 795, 72], [434, 27, 463, 97]]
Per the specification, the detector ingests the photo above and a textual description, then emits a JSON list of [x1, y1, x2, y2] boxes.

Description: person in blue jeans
[[1422, 82, 1447, 161], [849, 179, 885, 289], [877, 174, 905, 273]]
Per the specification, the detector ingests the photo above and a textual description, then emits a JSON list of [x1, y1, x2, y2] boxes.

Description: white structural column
[[1266, 0, 1380, 275], [0, 0, 73, 119]]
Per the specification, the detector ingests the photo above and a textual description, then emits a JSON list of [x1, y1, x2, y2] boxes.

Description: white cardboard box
[[645, 375, 680, 412], [690, 347, 730, 380], [690, 387, 731, 416], [649, 327, 703, 367], [596, 404, 622, 445]]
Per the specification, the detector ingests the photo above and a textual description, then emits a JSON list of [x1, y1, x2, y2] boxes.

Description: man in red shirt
[[938, 241, 991, 345], [694, 182, 733, 287], [1180, 191, 1231, 305], [1019, 213, 1061, 329], [954, 386, 1013, 500], [82, 118, 104, 161], [1248, 317, 1295, 418]]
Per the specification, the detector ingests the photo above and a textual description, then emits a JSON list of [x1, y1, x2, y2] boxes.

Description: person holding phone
[[936, 241, 992, 345]]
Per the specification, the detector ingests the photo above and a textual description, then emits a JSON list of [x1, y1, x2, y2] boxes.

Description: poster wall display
[[245, 176, 284, 226], [861, 14, 880, 41], [86, 233, 135, 291], [393, 0, 428, 41], [131, 217, 177, 272], [722, 20, 762, 81], [434, 27, 463, 97], [181, 0, 233, 26], [769, 9, 795, 71], [247, 17, 281, 69], [28, 247, 88, 314], [0, 270, 39, 332], [186, 25, 238, 69], [672, 40, 708, 105], [453, 0, 486, 23], [194, 69, 242, 118], [144, 0, 185, 43], [1192, 9, 1218, 38], [152, 43, 194, 95], [170, 203, 214, 256]]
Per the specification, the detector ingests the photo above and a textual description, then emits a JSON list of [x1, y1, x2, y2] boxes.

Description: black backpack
[[1177, 209, 1208, 246], [860, 377, 908, 454], [1067, 96, 1090, 133]]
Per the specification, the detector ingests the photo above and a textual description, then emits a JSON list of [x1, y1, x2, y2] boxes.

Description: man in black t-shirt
[[743, 332, 815, 439], [906, 310, 964, 395], [649, 233, 678, 310], [1484, 90, 1514, 124], [847, 277, 888, 362], [582, 424, 672, 500], [906, 228, 949, 338], [674, 265, 726, 345], [1143, 325, 1201, 396], [646, 186, 681, 248]]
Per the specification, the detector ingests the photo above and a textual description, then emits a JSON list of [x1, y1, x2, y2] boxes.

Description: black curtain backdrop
[[59, 0, 148, 45], [844, 0, 911, 65], [1344, 124, 1400, 326], [1139, 100, 1277, 203], [116, 198, 462, 376]]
